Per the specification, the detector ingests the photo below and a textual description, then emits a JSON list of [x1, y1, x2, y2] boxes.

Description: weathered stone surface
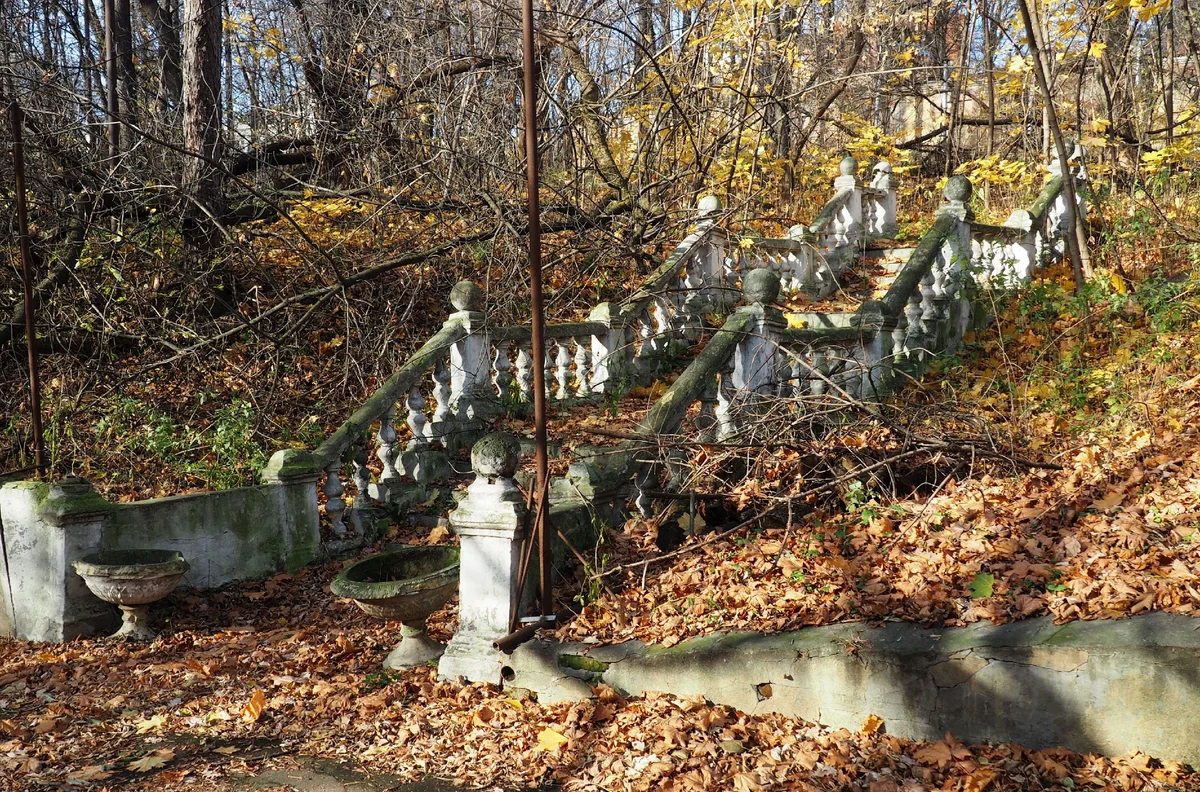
[[741, 268, 781, 306], [944, 174, 972, 202], [0, 474, 320, 642], [513, 613, 1200, 765], [471, 432, 521, 479], [261, 448, 321, 483], [439, 436, 527, 684], [449, 280, 484, 312]]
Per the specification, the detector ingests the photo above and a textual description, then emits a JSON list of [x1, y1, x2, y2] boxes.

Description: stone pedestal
[[438, 433, 527, 685], [0, 476, 114, 641]]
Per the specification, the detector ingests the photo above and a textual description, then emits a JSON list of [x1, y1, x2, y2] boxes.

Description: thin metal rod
[[9, 100, 46, 475], [520, 0, 552, 621]]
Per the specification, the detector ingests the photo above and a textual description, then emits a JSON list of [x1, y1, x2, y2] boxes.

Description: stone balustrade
[[311, 150, 1081, 555]]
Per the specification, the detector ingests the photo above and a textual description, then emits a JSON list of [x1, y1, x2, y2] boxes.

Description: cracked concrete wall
[[506, 612, 1200, 764]]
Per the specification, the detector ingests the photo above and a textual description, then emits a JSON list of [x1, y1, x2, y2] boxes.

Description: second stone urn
[[330, 545, 460, 669], [73, 549, 190, 640]]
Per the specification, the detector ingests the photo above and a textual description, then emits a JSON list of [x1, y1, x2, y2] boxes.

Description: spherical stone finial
[[839, 155, 858, 177], [872, 161, 892, 175], [698, 195, 723, 215], [944, 174, 972, 203], [471, 432, 521, 479], [742, 268, 781, 306], [449, 280, 484, 312]]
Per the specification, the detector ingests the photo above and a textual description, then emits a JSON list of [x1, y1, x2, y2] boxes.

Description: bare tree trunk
[[181, 0, 224, 242], [1166, 5, 1176, 143], [1015, 0, 1091, 286], [115, 0, 138, 131], [136, 0, 183, 111]]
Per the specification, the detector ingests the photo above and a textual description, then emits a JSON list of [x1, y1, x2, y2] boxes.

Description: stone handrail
[[313, 321, 466, 471], [742, 157, 898, 300], [302, 150, 1082, 547]]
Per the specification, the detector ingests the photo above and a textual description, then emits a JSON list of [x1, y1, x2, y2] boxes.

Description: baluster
[[543, 346, 554, 399], [790, 357, 804, 400], [903, 290, 925, 365], [810, 351, 827, 397], [406, 388, 429, 448], [352, 442, 371, 511], [376, 404, 401, 500], [573, 336, 591, 396], [634, 466, 654, 517], [918, 271, 937, 336], [492, 341, 514, 405], [555, 342, 571, 399], [696, 374, 718, 441], [715, 368, 737, 441], [634, 307, 655, 374], [681, 265, 705, 339], [430, 359, 453, 444], [515, 343, 533, 401], [654, 298, 673, 354], [324, 459, 347, 538], [775, 347, 791, 397], [891, 313, 908, 367]]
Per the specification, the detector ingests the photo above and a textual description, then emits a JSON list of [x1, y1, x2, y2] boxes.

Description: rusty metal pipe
[[493, 609, 573, 655], [520, 0, 553, 622]]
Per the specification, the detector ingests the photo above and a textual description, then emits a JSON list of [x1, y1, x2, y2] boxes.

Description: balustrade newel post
[[732, 269, 786, 395], [438, 433, 527, 684], [695, 195, 732, 311], [934, 175, 975, 354], [832, 156, 863, 250], [447, 280, 491, 438]]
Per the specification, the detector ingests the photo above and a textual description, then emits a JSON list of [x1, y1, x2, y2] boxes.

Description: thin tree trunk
[[1015, 0, 1091, 286], [181, 0, 224, 243]]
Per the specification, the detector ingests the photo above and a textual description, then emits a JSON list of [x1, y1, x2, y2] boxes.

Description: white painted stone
[[438, 433, 527, 685]]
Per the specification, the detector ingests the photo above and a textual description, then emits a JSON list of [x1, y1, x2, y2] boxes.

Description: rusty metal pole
[[520, 0, 553, 623], [9, 100, 47, 474]]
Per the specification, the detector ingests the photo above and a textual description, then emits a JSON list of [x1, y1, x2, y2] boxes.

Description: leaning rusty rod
[[9, 100, 46, 474], [521, 0, 554, 629]]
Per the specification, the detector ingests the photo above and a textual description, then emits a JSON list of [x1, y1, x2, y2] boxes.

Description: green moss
[[558, 654, 610, 672]]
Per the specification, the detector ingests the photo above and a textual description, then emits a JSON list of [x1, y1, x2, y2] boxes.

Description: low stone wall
[[508, 612, 1200, 765], [103, 484, 319, 588], [0, 470, 319, 642]]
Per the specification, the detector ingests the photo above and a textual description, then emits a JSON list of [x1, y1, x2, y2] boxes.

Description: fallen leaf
[[861, 713, 885, 735], [967, 572, 995, 599], [536, 727, 569, 752], [964, 766, 998, 792], [66, 765, 113, 783], [129, 749, 174, 773], [914, 740, 953, 768], [241, 688, 267, 724], [134, 713, 168, 734]]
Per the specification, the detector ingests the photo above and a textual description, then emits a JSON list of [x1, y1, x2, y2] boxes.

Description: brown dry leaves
[[1, 559, 1194, 792]]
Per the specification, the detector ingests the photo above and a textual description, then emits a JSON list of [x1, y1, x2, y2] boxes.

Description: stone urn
[[330, 545, 460, 669], [73, 550, 189, 640]]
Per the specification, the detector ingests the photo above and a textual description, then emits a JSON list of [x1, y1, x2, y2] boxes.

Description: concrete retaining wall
[[0, 476, 319, 642], [507, 612, 1200, 764]]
